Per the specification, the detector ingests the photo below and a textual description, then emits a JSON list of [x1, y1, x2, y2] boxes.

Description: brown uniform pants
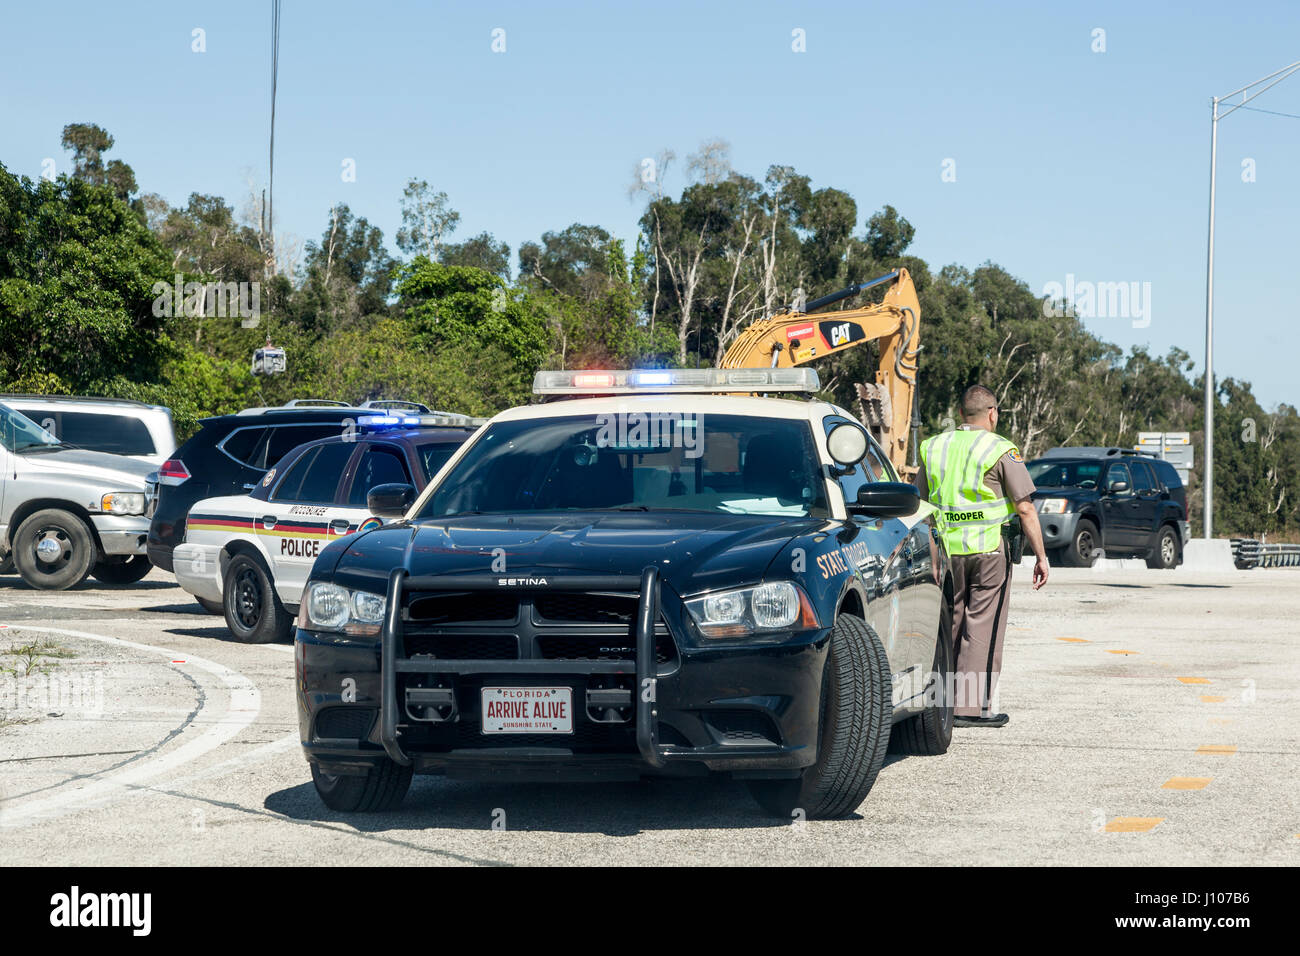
[[951, 540, 1013, 717]]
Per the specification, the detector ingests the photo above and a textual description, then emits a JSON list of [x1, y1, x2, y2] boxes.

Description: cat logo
[[819, 319, 865, 350]]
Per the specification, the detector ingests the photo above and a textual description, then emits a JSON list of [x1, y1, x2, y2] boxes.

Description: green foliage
[[2, 127, 1296, 538]]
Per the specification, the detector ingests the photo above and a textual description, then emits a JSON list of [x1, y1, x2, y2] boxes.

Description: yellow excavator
[[719, 269, 922, 478]]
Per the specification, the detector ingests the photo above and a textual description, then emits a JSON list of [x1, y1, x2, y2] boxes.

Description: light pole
[[1202, 60, 1300, 539]]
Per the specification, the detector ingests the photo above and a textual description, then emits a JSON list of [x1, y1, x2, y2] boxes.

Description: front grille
[[408, 592, 518, 623], [404, 634, 518, 659], [315, 706, 376, 740], [536, 632, 674, 664], [399, 591, 679, 666], [533, 593, 637, 624]]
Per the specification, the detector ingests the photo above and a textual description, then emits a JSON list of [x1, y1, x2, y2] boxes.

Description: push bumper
[[90, 514, 150, 557], [297, 567, 829, 780], [172, 542, 224, 603]]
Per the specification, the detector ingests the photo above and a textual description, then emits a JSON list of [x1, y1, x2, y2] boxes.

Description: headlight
[[1037, 498, 1070, 515], [301, 581, 386, 636], [100, 492, 146, 515], [685, 582, 817, 639]]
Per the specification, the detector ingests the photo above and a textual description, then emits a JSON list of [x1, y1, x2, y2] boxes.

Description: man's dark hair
[[961, 385, 997, 419]]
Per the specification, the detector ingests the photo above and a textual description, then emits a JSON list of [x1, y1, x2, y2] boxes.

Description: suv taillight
[[158, 458, 191, 485]]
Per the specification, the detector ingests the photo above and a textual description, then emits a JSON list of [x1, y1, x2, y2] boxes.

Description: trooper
[[915, 385, 1049, 727]]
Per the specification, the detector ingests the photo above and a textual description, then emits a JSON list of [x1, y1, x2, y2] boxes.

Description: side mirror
[[826, 422, 869, 466], [1107, 480, 1130, 494], [848, 481, 920, 518], [367, 482, 416, 519]]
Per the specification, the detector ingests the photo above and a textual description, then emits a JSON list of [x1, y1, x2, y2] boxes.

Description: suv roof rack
[[359, 399, 432, 413], [283, 399, 351, 408], [0, 393, 161, 409], [1040, 446, 1142, 459]]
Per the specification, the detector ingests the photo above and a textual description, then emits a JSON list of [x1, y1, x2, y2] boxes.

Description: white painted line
[[0, 625, 262, 829]]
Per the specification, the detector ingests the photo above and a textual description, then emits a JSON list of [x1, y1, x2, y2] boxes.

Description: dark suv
[[1026, 448, 1189, 568], [147, 404, 380, 580]]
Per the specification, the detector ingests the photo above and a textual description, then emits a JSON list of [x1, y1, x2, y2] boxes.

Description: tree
[[442, 232, 511, 278], [396, 179, 459, 260], [0, 162, 169, 391], [61, 123, 137, 202]]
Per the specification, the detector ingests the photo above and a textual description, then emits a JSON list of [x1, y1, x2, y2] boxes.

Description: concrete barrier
[[1180, 538, 1236, 572]]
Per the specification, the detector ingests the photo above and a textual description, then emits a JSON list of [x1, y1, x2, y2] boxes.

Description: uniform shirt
[[914, 427, 1037, 505]]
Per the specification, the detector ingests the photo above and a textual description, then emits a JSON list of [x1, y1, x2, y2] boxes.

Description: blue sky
[[2, 0, 1297, 408]]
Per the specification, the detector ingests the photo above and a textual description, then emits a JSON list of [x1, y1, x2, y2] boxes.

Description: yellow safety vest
[[919, 428, 1017, 556]]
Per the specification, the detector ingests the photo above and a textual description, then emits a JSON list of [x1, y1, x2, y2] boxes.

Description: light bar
[[358, 414, 421, 428], [532, 368, 821, 395]]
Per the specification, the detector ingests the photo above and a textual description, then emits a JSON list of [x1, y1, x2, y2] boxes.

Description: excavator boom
[[719, 268, 921, 476]]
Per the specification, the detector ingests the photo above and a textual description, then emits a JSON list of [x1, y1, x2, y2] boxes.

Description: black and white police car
[[295, 369, 954, 818], [172, 416, 477, 643]]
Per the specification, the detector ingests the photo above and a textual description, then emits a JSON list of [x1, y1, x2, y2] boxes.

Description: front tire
[[747, 615, 892, 820], [1145, 525, 1180, 569], [1063, 518, 1100, 567], [222, 552, 294, 643], [12, 509, 96, 590], [92, 555, 153, 585], [311, 760, 412, 812], [889, 596, 954, 755]]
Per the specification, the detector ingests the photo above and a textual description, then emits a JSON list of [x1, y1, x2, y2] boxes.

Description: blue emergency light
[[532, 367, 821, 395]]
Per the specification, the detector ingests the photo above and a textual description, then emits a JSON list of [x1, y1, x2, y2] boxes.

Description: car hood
[[15, 447, 155, 486], [328, 511, 822, 596]]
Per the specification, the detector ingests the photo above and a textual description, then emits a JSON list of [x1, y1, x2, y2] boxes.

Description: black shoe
[[954, 713, 1009, 727]]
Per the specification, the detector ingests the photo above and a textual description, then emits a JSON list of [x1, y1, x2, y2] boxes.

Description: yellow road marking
[[1208, 718, 1234, 726], [1196, 745, 1237, 756], [1056, 637, 1089, 643], [1177, 677, 1211, 685], [1162, 777, 1212, 790], [1200, 695, 1226, 703], [1106, 649, 1139, 655], [1104, 817, 1163, 833]]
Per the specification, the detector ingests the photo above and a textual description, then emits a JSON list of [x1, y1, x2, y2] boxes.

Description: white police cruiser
[[173, 415, 477, 642]]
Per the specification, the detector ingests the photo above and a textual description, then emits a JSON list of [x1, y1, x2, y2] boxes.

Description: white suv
[[0, 395, 176, 467]]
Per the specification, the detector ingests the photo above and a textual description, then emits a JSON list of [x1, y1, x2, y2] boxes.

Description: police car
[[172, 416, 478, 643], [295, 369, 954, 818]]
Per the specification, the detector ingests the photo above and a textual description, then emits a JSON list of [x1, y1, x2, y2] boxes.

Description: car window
[[264, 424, 347, 470], [418, 413, 829, 518], [348, 445, 411, 505], [1027, 459, 1102, 489], [1129, 460, 1155, 496], [1153, 460, 1182, 491], [1106, 463, 1134, 497], [271, 442, 354, 503], [219, 427, 268, 466], [417, 442, 461, 481], [21, 409, 156, 456]]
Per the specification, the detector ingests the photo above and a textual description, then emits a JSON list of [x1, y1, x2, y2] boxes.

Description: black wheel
[[1063, 518, 1100, 567], [1146, 525, 1180, 569], [747, 615, 892, 820], [889, 596, 954, 756], [311, 760, 412, 812], [91, 555, 153, 585], [12, 508, 96, 590], [0, 554, 14, 574], [197, 597, 224, 614], [222, 552, 294, 643]]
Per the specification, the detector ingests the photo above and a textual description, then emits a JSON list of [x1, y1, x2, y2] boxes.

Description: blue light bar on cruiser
[[358, 414, 421, 428], [531, 367, 821, 395]]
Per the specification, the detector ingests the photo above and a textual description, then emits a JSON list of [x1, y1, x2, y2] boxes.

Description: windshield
[[1028, 459, 1103, 489], [416, 441, 462, 482], [417, 413, 829, 518], [0, 403, 64, 453]]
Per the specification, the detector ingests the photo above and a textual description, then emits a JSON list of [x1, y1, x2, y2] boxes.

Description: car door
[[264, 441, 358, 607], [823, 417, 925, 688], [343, 441, 414, 518], [1100, 462, 1138, 550], [1127, 460, 1162, 550]]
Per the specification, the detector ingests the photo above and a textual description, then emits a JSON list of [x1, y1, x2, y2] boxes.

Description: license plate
[[480, 687, 573, 734]]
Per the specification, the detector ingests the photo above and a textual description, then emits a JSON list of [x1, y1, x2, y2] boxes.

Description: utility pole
[[1202, 60, 1300, 539]]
